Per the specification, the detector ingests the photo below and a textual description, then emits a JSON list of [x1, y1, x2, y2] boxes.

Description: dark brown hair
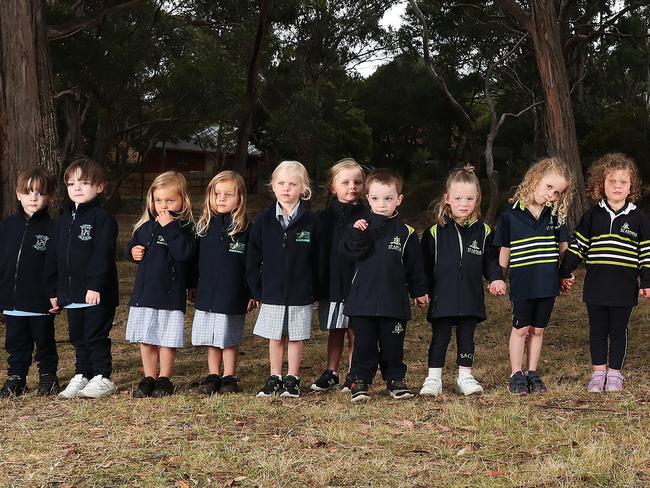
[[63, 157, 106, 186], [365, 168, 403, 195]]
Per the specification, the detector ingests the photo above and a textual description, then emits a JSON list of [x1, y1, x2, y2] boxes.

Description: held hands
[[488, 280, 507, 296], [49, 297, 61, 314], [131, 245, 146, 261], [157, 209, 175, 227], [413, 294, 429, 309], [560, 274, 576, 293], [353, 219, 369, 231], [639, 288, 650, 298], [85, 290, 101, 305], [247, 299, 258, 312]]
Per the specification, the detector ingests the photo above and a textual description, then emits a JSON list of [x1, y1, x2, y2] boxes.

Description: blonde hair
[[586, 153, 642, 203], [270, 160, 312, 200], [195, 171, 248, 237], [509, 157, 574, 224], [435, 165, 481, 225], [326, 158, 365, 194], [133, 171, 193, 233]]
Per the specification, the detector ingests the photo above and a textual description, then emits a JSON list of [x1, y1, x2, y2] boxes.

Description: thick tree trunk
[[0, 0, 61, 216], [233, 0, 273, 177]]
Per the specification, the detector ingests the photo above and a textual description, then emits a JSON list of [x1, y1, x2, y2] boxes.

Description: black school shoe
[[0, 375, 27, 398], [340, 372, 354, 393], [218, 375, 241, 394], [310, 369, 339, 392], [350, 379, 370, 402], [508, 371, 529, 396], [151, 377, 174, 397], [132, 376, 156, 398], [386, 379, 414, 399], [280, 375, 301, 398], [526, 371, 547, 393], [257, 375, 283, 397], [37, 373, 60, 396], [197, 374, 222, 396]]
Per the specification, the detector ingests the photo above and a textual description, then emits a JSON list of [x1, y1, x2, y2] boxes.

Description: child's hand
[[187, 288, 196, 302], [247, 298, 257, 312], [85, 290, 101, 305], [413, 294, 429, 308], [254, 300, 261, 309], [131, 245, 145, 261], [353, 219, 369, 231], [157, 209, 175, 227], [639, 288, 650, 298], [49, 297, 61, 314], [560, 274, 576, 292], [488, 280, 507, 296]]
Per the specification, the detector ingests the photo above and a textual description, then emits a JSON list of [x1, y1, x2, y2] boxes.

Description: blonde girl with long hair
[[192, 171, 255, 395], [126, 171, 196, 398], [493, 157, 573, 396]]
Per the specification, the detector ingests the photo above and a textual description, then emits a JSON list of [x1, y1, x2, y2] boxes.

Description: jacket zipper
[[12, 220, 29, 306], [66, 210, 76, 297], [454, 223, 464, 315]]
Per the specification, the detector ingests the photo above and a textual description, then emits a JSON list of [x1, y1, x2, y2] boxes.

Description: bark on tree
[[0, 0, 62, 217]]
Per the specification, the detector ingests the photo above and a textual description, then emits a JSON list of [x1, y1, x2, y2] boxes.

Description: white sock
[[458, 367, 473, 378], [427, 368, 442, 379], [272, 374, 282, 380]]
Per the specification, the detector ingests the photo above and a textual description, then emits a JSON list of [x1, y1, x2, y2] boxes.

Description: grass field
[[0, 263, 649, 487]]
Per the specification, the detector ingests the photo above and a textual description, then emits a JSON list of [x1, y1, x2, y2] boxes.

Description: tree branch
[[494, 0, 530, 32]]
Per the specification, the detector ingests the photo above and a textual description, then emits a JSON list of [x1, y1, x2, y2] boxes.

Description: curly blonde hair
[[509, 157, 574, 224], [133, 171, 194, 234], [586, 153, 642, 203], [195, 171, 248, 237], [435, 164, 481, 226]]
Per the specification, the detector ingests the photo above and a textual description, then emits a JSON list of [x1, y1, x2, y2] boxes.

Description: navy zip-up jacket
[[317, 199, 366, 302], [45, 199, 119, 308], [127, 217, 196, 312], [195, 214, 251, 314], [246, 203, 319, 306], [421, 216, 502, 322], [341, 211, 427, 321], [0, 206, 56, 313]]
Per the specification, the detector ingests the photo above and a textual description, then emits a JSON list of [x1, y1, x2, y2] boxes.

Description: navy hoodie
[[127, 217, 196, 312], [195, 213, 251, 314], [0, 206, 56, 313]]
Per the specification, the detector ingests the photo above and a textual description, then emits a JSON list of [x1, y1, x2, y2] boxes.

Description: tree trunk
[[233, 0, 273, 177], [0, 0, 61, 217], [484, 125, 499, 225]]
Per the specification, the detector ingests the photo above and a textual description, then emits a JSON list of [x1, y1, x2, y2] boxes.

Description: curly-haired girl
[[560, 153, 650, 392]]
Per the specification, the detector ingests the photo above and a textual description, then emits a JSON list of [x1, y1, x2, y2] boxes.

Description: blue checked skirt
[[253, 304, 312, 341], [318, 301, 350, 331], [125, 306, 185, 348], [191, 311, 245, 348]]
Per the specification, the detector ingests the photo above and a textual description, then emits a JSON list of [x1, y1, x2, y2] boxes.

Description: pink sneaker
[[587, 371, 606, 392], [604, 371, 624, 392]]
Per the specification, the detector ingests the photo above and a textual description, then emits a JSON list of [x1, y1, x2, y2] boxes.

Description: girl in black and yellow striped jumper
[[494, 158, 573, 395], [560, 154, 650, 393]]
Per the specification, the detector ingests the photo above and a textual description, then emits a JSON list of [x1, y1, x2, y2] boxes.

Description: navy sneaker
[[526, 370, 547, 393], [310, 369, 339, 391], [197, 374, 221, 396], [280, 375, 301, 398], [132, 376, 156, 398], [0, 375, 27, 398], [350, 379, 371, 402], [508, 371, 529, 396], [257, 375, 283, 397], [218, 375, 241, 394], [386, 379, 414, 399]]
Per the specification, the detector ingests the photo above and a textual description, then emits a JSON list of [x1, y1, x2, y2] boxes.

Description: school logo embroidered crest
[[392, 322, 404, 334], [295, 230, 311, 243], [388, 235, 402, 252], [156, 235, 167, 246], [467, 240, 482, 255], [620, 222, 638, 238], [229, 241, 246, 254], [33, 234, 49, 251], [78, 224, 92, 241]]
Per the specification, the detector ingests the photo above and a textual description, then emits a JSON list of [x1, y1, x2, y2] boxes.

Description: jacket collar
[[65, 196, 101, 216], [15, 204, 49, 222], [599, 199, 636, 217]]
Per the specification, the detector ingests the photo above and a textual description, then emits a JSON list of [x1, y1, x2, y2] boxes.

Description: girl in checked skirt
[[246, 161, 320, 398], [126, 171, 196, 397], [192, 171, 255, 395]]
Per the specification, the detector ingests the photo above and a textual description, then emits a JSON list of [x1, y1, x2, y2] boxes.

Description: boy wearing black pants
[[0, 168, 59, 397], [341, 169, 428, 402]]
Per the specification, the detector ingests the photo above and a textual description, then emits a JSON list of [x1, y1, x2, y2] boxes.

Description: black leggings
[[586, 304, 633, 370], [428, 317, 479, 368]]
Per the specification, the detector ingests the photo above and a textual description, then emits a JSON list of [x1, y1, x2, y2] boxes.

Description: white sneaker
[[58, 374, 89, 399], [419, 377, 442, 396], [456, 375, 484, 396], [77, 375, 118, 399]]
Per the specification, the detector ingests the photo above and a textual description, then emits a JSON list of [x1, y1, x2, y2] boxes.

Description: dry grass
[[1, 264, 649, 487]]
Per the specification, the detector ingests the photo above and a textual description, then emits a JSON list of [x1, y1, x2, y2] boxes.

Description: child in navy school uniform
[[46, 158, 119, 399], [192, 171, 255, 395], [246, 160, 320, 398], [560, 154, 650, 392], [310, 158, 366, 393], [0, 168, 59, 397], [341, 169, 429, 402], [493, 157, 573, 396], [126, 171, 196, 398], [420, 165, 506, 397]]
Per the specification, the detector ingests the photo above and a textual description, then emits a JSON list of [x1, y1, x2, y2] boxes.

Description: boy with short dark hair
[[341, 169, 429, 402], [46, 157, 119, 399], [0, 168, 59, 397]]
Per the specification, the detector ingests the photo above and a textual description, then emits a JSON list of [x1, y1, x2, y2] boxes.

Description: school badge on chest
[[392, 322, 404, 334], [156, 235, 167, 246], [33, 234, 49, 251], [229, 241, 246, 254], [620, 222, 638, 238], [467, 240, 482, 256], [78, 224, 93, 241], [388, 235, 402, 252], [295, 230, 311, 243]]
